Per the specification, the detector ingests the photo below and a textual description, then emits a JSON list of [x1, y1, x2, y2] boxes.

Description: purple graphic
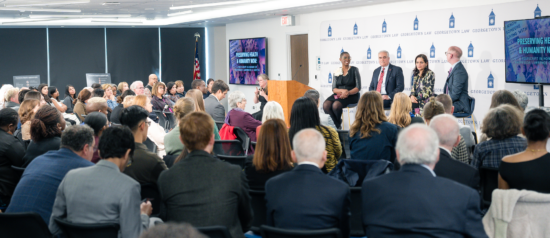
[[229, 38, 267, 85]]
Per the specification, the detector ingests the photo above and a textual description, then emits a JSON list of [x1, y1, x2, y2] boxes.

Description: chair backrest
[[480, 166, 499, 208], [11, 165, 25, 173], [472, 131, 478, 144], [336, 130, 350, 160], [163, 154, 179, 168], [469, 96, 476, 113], [261, 225, 342, 238], [216, 154, 247, 168], [233, 126, 250, 155], [143, 138, 157, 153], [215, 121, 225, 131], [196, 226, 232, 238], [251, 141, 256, 151], [213, 140, 246, 156], [140, 183, 161, 217], [54, 217, 119, 238], [249, 189, 267, 234], [349, 187, 365, 237], [0, 212, 52, 238]]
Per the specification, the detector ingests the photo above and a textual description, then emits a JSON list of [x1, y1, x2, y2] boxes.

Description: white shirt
[[420, 164, 436, 177], [377, 65, 390, 95], [298, 161, 320, 168]]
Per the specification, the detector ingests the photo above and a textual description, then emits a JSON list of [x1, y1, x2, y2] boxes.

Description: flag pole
[[194, 32, 200, 80]]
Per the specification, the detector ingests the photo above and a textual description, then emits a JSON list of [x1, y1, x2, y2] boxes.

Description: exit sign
[[281, 16, 294, 26]]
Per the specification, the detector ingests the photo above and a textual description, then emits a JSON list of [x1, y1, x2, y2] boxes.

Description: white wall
[[220, 0, 523, 113]]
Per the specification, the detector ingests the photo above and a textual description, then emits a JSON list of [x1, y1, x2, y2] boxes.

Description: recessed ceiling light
[[6, 0, 90, 7], [170, 0, 264, 10]]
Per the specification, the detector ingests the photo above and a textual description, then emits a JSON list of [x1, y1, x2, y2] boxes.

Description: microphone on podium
[[291, 64, 302, 81]]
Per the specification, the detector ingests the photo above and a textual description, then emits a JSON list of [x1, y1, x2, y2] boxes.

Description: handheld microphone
[[291, 64, 302, 81]]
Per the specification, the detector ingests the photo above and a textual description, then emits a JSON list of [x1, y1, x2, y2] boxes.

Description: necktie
[[446, 67, 453, 94], [376, 68, 385, 93], [448, 67, 453, 75]]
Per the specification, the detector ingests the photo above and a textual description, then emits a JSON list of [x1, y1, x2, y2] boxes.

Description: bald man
[[146, 74, 158, 91], [444, 46, 471, 114], [86, 97, 109, 117]]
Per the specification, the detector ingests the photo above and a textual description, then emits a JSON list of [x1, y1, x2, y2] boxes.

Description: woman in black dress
[[499, 109, 550, 193], [323, 51, 361, 129], [252, 74, 269, 121]]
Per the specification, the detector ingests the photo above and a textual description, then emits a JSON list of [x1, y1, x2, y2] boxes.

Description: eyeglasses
[[137, 87, 144, 90], [445, 52, 452, 56]]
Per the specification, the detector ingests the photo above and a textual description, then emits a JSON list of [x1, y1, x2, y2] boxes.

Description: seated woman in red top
[[225, 91, 261, 142]]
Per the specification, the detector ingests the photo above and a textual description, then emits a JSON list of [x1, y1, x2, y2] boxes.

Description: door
[[290, 34, 309, 85]]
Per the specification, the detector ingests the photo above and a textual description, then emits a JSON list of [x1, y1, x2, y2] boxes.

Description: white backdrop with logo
[[319, 1, 549, 133]]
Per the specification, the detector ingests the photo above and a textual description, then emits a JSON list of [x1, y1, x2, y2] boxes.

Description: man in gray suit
[[49, 126, 153, 238], [444, 46, 471, 114], [158, 111, 253, 238], [204, 79, 229, 122]]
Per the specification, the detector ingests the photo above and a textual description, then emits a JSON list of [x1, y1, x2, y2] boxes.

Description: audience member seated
[[430, 114, 480, 189], [304, 89, 336, 129], [44, 86, 67, 113], [22, 106, 66, 167], [140, 223, 206, 238], [424, 98, 470, 164], [266, 129, 350, 238], [118, 82, 129, 95], [18, 99, 40, 141], [17, 89, 30, 105], [165, 82, 180, 103], [191, 79, 208, 99], [92, 88, 104, 98], [204, 79, 229, 122], [512, 89, 528, 111], [471, 104, 527, 170], [436, 94, 475, 155], [289, 97, 341, 173], [131, 80, 146, 95], [226, 91, 262, 142], [146, 74, 158, 91], [84, 112, 108, 163], [63, 85, 76, 114], [6, 125, 95, 223], [479, 90, 525, 143], [387, 92, 412, 128], [85, 97, 109, 116], [102, 84, 118, 109], [361, 124, 487, 237], [91, 83, 102, 90], [256, 101, 284, 136], [151, 82, 174, 112], [349, 91, 399, 164], [0, 84, 14, 109], [175, 80, 186, 98], [131, 95, 167, 157], [185, 89, 220, 139], [49, 126, 153, 238], [0, 108, 26, 209], [74, 89, 92, 122], [157, 112, 253, 238], [165, 98, 195, 155], [499, 109, 550, 193], [111, 90, 136, 124], [24, 91, 47, 106], [4, 88, 20, 111], [120, 105, 167, 184], [245, 119, 293, 190]]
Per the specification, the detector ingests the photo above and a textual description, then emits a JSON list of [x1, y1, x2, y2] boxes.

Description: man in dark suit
[[444, 46, 471, 114], [430, 114, 480, 189], [157, 111, 253, 238], [362, 124, 487, 237], [368, 50, 404, 108], [204, 79, 229, 122], [265, 129, 350, 238]]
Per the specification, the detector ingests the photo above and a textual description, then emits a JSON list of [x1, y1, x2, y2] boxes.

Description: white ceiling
[[0, 0, 409, 26]]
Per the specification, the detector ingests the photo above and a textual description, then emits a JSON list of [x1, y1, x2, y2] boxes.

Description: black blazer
[[443, 62, 471, 113], [434, 148, 480, 189], [22, 137, 61, 168], [362, 164, 487, 238], [0, 129, 26, 202], [157, 150, 253, 238], [368, 64, 404, 99], [243, 162, 293, 190], [265, 164, 350, 238]]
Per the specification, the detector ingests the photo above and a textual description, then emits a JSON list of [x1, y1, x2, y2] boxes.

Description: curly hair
[[422, 97, 445, 122], [490, 90, 523, 112], [388, 92, 411, 128], [482, 104, 523, 140], [30, 105, 63, 142], [350, 91, 387, 139]]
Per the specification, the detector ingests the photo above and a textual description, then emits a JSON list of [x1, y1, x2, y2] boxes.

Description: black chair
[[480, 166, 499, 209], [53, 217, 119, 238], [233, 126, 250, 155], [213, 140, 246, 156], [11, 165, 25, 173], [472, 131, 478, 144], [261, 225, 342, 238], [140, 183, 161, 217], [143, 138, 157, 153], [249, 189, 266, 235], [0, 212, 52, 238], [453, 97, 477, 133], [251, 141, 256, 151], [215, 121, 225, 131], [154, 111, 177, 131], [163, 154, 179, 168], [216, 154, 247, 168], [349, 187, 364, 237], [196, 226, 232, 238], [336, 130, 350, 160]]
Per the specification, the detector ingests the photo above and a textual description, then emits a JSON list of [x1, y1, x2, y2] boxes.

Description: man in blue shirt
[[6, 125, 95, 224]]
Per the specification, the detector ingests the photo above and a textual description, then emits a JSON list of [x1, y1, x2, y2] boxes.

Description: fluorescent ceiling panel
[[5, 1, 90, 7], [170, 0, 264, 10], [167, 10, 193, 17], [29, 14, 132, 18], [0, 7, 81, 12]]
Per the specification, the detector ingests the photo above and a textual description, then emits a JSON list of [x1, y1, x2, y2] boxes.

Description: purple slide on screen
[[229, 38, 267, 85]]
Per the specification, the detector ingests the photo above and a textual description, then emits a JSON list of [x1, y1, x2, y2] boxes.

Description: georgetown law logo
[[414, 16, 419, 31], [489, 9, 495, 26], [382, 19, 387, 33], [397, 44, 402, 59], [353, 22, 358, 35], [468, 41, 474, 57], [488, 72, 494, 88], [341, 48, 344, 54], [328, 72, 333, 84], [449, 13, 455, 28], [328, 24, 332, 37], [535, 4, 541, 18], [367, 46, 372, 59], [430, 43, 435, 58]]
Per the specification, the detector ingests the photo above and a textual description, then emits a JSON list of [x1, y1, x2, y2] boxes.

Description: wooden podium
[[268, 80, 313, 127]]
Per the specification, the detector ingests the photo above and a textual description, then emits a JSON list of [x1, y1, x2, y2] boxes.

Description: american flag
[[193, 39, 201, 80]]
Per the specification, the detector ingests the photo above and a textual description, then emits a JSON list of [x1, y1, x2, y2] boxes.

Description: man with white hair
[[368, 50, 404, 108], [431, 114, 479, 189], [146, 74, 158, 91], [265, 129, 350, 238], [361, 124, 487, 237], [130, 81, 145, 95]]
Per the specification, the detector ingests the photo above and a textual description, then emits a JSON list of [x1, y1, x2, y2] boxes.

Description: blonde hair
[[186, 89, 205, 112], [174, 97, 196, 122], [101, 84, 112, 91], [133, 95, 149, 108], [123, 96, 136, 108], [117, 82, 128, 93], [388, 92, 412, 128], [4, 88, 19, 102]]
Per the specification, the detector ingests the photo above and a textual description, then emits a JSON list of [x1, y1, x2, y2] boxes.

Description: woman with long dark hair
[[289, 97, 341, 173], [43, 85, 66, 113], [410, 54, 435, 113], [63, 85, 76, 113]]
